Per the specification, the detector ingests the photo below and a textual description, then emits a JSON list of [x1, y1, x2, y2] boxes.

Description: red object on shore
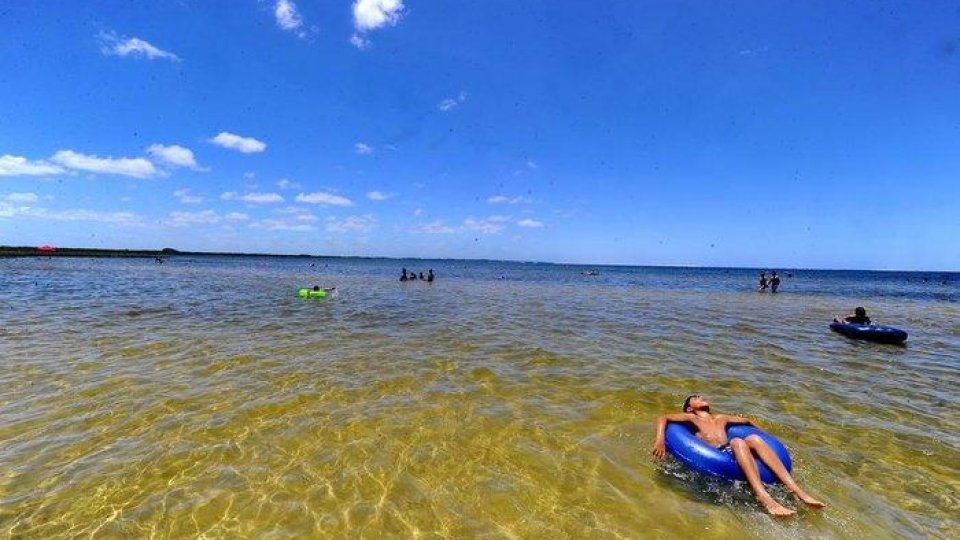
[[36, 244, 58, 253]]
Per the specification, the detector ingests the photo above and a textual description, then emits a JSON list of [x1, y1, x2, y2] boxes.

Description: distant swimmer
[[758, 272, 768, 292], [652, 395, 826, 516], [409, 272, 418, 281], [770, 271, 781, 293], [419, 272, 425, 280], [400, 268, 409, 282], [427, 269, 434, 282], [834, 307, 871, 325], [312, 285, 336, 293]]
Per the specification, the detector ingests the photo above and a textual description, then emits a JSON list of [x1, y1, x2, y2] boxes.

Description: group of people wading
[[400, 267, 434, 282], [758, 271, 781, 293]]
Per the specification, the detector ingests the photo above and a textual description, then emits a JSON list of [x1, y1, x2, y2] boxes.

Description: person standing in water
[[400, 268, 409, 282], [770, 271, 781, 293], [427, 269, 434, 282], [758, 272, 768, 292]]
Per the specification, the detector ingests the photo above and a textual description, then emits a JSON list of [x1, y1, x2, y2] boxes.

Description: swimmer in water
[[312, 285, 336, 293], [758, 272, 768, 292], [652, 395, 825, 516], [770, 271, 781, 293]]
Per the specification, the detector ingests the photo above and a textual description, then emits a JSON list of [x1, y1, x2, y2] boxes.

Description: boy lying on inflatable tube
[[652, 395, 826, 517]]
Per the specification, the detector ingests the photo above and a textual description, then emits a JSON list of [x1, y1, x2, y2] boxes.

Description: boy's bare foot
[[795, 491, 827, 508], [762, 498, 797, 517]]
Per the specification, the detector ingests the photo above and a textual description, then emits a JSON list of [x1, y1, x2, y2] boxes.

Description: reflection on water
[[0, 257, 957, 538]]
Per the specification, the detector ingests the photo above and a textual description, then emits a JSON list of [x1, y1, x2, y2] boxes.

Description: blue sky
[[1, 1, 958, 269]]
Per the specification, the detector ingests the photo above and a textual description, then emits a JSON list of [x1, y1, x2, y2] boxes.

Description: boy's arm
[[652, 413, 693, 459]]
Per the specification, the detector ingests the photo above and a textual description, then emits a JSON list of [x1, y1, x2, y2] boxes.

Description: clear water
[[1, 257, 957, 538]]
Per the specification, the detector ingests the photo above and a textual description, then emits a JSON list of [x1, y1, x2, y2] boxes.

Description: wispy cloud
[[355, 142, 374, 155], [4, 192, 39, 203], [225, 212, 250, 221], [295, 192, 354, 206], [417, 220, 457, 234], [208, 132, 267, 154], [325, 214, 377, 233], [1, 203, 143, 226], [0, 155, 65, 176], [166, 209, 220, 227], [99, 31, 180, 62], [250, 218, 316, 232], [277, 178, 301, 190], [438, 91, 467, 112], [527, 160, 538, 169], [517, 218, 544, 228], [351, 0, 405, 48], [487, 195, 531, 205], [463, 215, 509, 234], [366, 190, 391, 201], [173, 188, 204, 204], [242, 192, 283, 204], [274, 0, 313, 38], [51, 150, 158, 178], [413, 208, 423, 217], [147, 144, 205, 170]]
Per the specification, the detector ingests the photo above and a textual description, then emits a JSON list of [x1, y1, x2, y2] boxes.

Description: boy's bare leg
[[744, 435, 826, 508], [730, 438, 796, 516]]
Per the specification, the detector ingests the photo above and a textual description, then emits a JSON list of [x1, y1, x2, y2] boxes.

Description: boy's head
[[313, 286, 320, 291], [855, 306, 866, 317], [683, 394, 710, 413]]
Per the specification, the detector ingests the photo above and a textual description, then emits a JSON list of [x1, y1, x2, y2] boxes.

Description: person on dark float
[[652, 395, 825, 516], [834, 307, 871, 325], [770, 271, 781, 293]]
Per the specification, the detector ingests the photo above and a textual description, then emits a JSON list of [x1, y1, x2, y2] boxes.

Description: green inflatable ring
[[297, 288, 327, 298]]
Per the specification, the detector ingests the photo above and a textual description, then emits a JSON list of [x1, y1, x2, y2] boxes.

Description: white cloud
[[349, 33, 370, 49], [418, 220, 456, 234], [351, 0, 404, 48], [295, 191, 354, 206], [0, 155, 65, 176], [438, 91, 467, 112], [167, 210, 220, 227], [413, 207, 423, 217], [517, 218, 544, 228], [1, 203, 142, 226], [325, 214, 377, 233], [147, 144, 204, 170], [173, 188, 204, 204], [353, 0, 405, 31], [250, 218, 316, 232], [4, 192, 39, 203], [355, 142, 374, 155], [226, 212, 250, 221], [527, 160, 538, 169], [220, 191, 238, 201], [208, 132, 267, 154], [487, 195, 531, 205], [366, 190, 391, 201], [239, 192, 284, 204], [274, 0, 309, 37], [277, 178, 301, 190], [51, 150, 158, 178], [463, 215, 508, 234], [99, 32, 180, 62]]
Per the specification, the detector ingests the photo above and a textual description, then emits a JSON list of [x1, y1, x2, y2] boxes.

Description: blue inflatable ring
[[664, 423, 792, 483]]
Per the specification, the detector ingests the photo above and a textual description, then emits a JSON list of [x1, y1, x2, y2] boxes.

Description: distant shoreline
[[2, 245, 957, 273], [0, 246, 322, 259]]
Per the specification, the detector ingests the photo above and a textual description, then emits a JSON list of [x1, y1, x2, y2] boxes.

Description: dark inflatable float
[[829, 323, 907, 344], [664, 423, 792, 483]]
